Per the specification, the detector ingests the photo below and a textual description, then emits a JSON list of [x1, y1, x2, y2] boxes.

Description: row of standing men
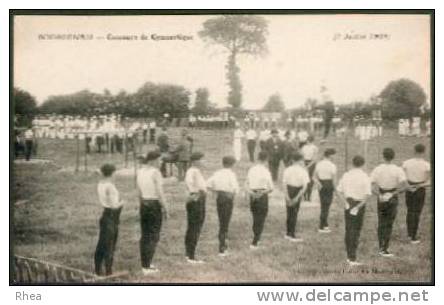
[[94, 137, 430, 275]]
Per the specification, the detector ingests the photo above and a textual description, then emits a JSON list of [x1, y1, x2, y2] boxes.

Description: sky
[[13, 14, 431, 109]]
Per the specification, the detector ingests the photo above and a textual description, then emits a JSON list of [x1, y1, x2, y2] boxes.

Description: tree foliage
[[13, 87, 38, 127], [379, 78, 427, 120], [192, 87, 217, 116], [39, 82, 191, 118], [199, 15, 268, 110], [263, 93, 285, 112]]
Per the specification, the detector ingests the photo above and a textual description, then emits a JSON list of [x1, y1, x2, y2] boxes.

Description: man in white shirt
[[207, 156, 239, 255], [95, 164, 124, 276], [184, 152, 207, 263], [402, 144, 431, 243], [301, 135, 319, 202], [24, 128, 34, 161], [137, 151, 168, 274], [245, 127, 258, 162], [259, 127, 270, 151], [142, 121, 149, 144], [246, 151, 274, 249], [297, 129, 309, 148], [233, 125, 244, 162], [371, 148, 407, 257], [282, 152, 310, 242], [313, 148, 337, 233], [336, 155, 372, 265]]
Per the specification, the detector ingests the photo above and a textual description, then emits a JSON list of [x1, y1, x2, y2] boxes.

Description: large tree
[[263, 93, 285, 112], [199, 15, 268, 110], [192, 87, 216, 116], [379, 78, 427, 120], [13, 88, 38, 127]]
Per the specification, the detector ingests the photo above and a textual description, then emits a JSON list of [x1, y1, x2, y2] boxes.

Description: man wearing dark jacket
[[265, 129, 284, 182]]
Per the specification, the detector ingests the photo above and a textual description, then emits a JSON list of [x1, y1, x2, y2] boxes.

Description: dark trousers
[[286, 186, 302, 237], [344, 199, 365, 261], [178, 161, 189, 181], [85, 137, 91, 154], [406, 184, 426, 240], [25, 140, 33, 161], [94, 207, 122, 275], [250, 192, 269, 245], [304, 160, 315, 200], [143, 130, 148, 144], [216, 191, 234, 253], [377, 189, 398, 251], [259, 140, 267, 151], [140, 200, 162, 268], [324, 118, 332, 138], [268, 158, 281, 182], [247, 140, 256, 162], [149, 129, 155, 144], [319, 179, 334, 229], [185, 193, 206, 259]]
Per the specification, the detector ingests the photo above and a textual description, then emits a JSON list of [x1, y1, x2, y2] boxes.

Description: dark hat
[[271, 129, 279, 134], [100, 164, 116, 177], [222, 155, 236, 167], [145, 151, 161, 162], [190, 152, 204, 161], [324, 148, 336, 156]]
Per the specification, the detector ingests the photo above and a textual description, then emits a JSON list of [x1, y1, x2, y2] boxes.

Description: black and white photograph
[[10, 10, 433, 284]]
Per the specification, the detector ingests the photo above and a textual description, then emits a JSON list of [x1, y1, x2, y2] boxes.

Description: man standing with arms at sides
[[336, 155, 372, 266], [402, 144, 431, 244], [297, 128, 309, 148], [149, 119, 157, 144], [175, 129, 192, 181], [156, 127, 170, 178], [233, 124, 244, 162], [301, 135, 319, 203], [136, 151, 168, 275], [282, 130, 297, 167], [245, 151, 274, 249], [265, 129, 284, 182], [321, 101, 335, 143], [95, 164, 124, 276], [207, 156, 239, 256], [142, 120, 149, 144], [24, 127, 34, 161], [313, 148, 337, 233], [184, 152, 207, 264], [370, 148, 407, 257], [259, 126, 270, 152], [245, 126, 258, 162], [282, 152, 309, 242]]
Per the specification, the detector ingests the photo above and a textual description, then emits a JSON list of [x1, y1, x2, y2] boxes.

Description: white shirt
[[149, 121, 156, 129], [370, 163, 406, 189], [246, 129, 257, 140], [246, 164, 274, 191], [137, 167, 163, 200], [207, 168, 239, 194], [259, 130, 270, 141], [185, 167, 207, 193], [97, 181, 122, 209], [234, 129, 244, 139], [24, 129, 34, 140], [301, 143, 318, 161], [282, 164, 310, 187], [297, 130, 309, 142], [402, 158, 431, 183], [314, 159, 337, 180], [337, 168, 372, 201]]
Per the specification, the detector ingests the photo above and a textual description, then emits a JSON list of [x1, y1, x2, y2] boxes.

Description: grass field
[[12, 128, 433, 283]]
